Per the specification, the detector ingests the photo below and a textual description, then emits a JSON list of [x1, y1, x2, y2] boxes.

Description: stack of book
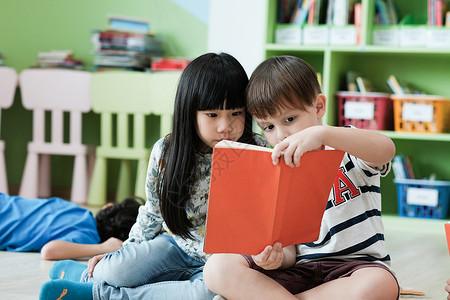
[[33, 50, 84, 70], [91, 15, 164, 71]]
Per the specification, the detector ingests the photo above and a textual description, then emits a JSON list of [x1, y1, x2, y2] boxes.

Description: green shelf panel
[[382, 131, 450, 142]]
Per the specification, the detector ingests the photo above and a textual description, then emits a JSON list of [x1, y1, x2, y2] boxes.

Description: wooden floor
[[0, 215, 448, 299]]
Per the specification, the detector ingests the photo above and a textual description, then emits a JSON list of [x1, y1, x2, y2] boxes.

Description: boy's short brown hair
[[246, 56, 321, 119]]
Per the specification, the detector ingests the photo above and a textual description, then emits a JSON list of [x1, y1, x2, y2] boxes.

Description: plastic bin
[[394, 178, 450, 219], [392, 94, 450, 133], [337, 92, 393, 130]]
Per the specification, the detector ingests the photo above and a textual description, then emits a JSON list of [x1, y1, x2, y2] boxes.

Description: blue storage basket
[[394, 178, 450, 219]]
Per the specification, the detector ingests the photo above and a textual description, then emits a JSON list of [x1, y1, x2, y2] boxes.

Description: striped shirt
[[296, 150, 391, 267]]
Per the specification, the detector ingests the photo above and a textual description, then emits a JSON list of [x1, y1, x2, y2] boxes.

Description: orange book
[[445, 222, 450, 255], [204, 140, 345, 255]]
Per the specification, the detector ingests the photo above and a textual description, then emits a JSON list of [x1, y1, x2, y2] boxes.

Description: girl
[[39, 52, 269, 300]]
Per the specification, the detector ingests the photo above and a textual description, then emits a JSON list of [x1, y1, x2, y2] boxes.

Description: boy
[[203, 56, 399, 299], [0, 194, 142, 260]]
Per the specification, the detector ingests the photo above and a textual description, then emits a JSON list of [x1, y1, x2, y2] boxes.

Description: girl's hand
[[252, 242, 284, 270], [272, 126, 324, 167], [87, 253, 107, 278]]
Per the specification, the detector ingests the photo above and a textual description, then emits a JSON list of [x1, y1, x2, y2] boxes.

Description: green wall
[[0, 0, 208, 193]]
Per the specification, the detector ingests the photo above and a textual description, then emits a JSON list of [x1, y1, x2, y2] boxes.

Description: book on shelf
[[355, 76, 374, 94], [34, 50, 84, 70], [332, 0, 349, 26], [278, 0, 299, 23], [392, 154, 415, 179], [386, 75, 404, 95], [345, 70, 360, 92], [37, 50, 73, 61], [354, 2, 362, 44], [150, 57, 190, 71], [310, 0, 329, 24], [375, 0, 398, 26], [307, 0, 316, 25], [107, 14, 150, 33], [430, 0, 449, 27], [375, 0, 390, 25], [326, 0, 334, 24], [386, 0, 398, 25], [291, 0, 315, 25], [204, 140, 344, 255]]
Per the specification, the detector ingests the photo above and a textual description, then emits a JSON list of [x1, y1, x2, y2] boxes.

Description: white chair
[[87, 71, 180, 206], [18, 69, 94, 204], [0, 67, 18, 194]]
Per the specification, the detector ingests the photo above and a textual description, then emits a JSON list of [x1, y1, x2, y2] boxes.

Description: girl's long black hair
[[157, 52, 256, 239]]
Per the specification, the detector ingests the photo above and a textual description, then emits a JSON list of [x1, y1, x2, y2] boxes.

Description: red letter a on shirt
[[332, 167, 360, 205]]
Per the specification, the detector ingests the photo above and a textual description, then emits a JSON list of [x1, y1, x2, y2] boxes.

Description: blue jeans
[[81, 235, 215, 300]]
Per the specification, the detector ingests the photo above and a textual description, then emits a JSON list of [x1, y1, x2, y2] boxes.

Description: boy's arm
[[252, 243, 296, 270], [40, 237, 123, 260], [273, 125, 395, 168]]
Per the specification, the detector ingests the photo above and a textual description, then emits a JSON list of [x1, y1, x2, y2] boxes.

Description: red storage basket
[[337, 92, 393, 130]]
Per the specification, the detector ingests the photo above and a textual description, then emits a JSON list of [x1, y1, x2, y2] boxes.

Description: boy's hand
[[272, 126, 323, 167], [100, 237, 123, 253], [252, 242, 284, 270]]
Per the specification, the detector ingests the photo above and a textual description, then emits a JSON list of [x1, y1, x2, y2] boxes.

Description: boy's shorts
[[242, 255, 399, 298]]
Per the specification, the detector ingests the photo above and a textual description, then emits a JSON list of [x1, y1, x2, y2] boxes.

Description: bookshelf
[[264, 0, 450, 214]]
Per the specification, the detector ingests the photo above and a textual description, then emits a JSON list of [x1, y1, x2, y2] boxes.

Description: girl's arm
[[40, 237, 123, 260], [252, 243, 296, 270], [123, 139, 166, 246], [273, 125, 395, 168]]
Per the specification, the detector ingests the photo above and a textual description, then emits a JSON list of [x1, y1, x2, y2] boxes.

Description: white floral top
[[124, 133, 270, 262]]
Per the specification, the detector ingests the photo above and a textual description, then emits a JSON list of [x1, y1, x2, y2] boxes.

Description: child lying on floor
[[0, 193, 142, 260]]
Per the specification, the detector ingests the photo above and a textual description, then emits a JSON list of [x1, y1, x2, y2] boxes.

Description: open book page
[[214, 139, 273, 152], [205, 140, 344, 255]]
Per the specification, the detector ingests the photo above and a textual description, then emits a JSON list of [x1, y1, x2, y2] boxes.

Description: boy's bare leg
[[204, 254, 297, 300], [294, 267, 398, 300]]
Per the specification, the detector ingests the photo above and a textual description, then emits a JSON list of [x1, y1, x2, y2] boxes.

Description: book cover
[[356, 76, 374, 94], [332, 0, 349, 26], [308, 0, 316, 25], [386, 75, 404, 95], [375, 0, 390, 26], [204, 140, 344, 255], [345, 70, 360, 92], [445, 222, 450, 255], [403, 155, 415, 179], [291, 0, 316, 25], [392, 155, 407, 179], [354, 3, 362, 45]]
